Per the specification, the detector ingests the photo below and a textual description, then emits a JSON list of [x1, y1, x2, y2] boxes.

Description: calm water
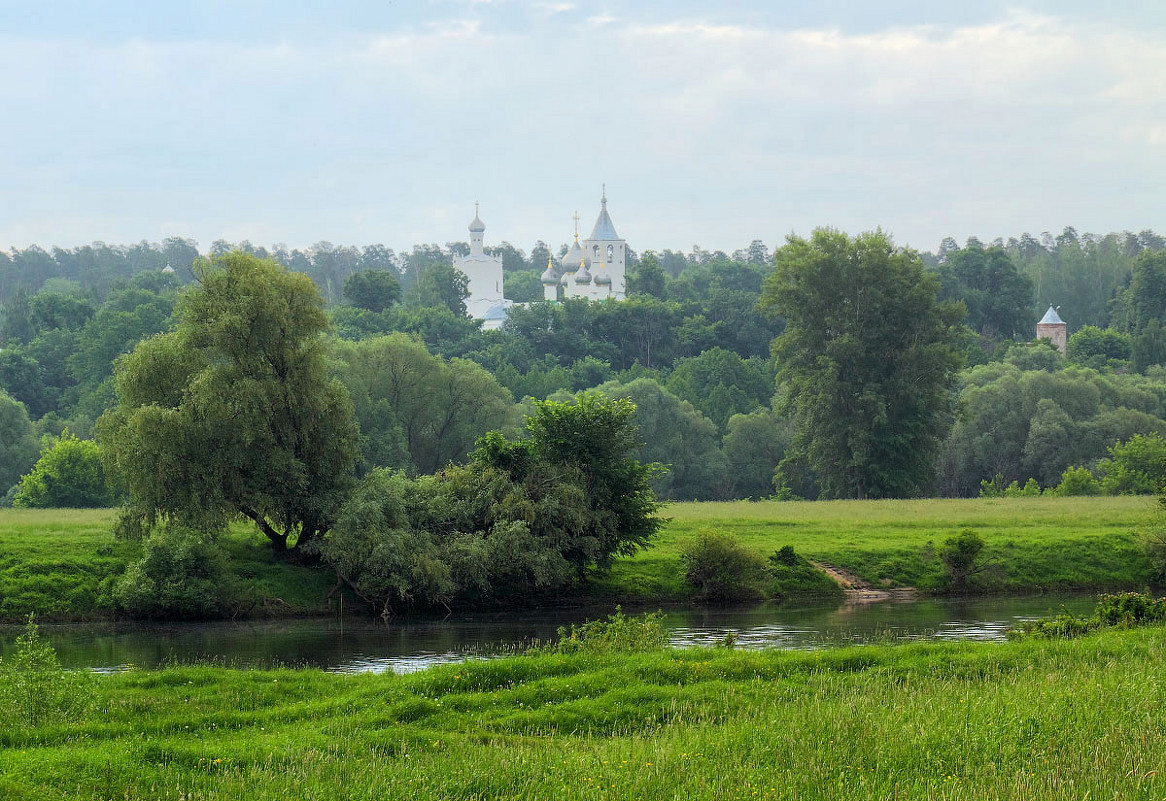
[[0, 594, 1099, 675]]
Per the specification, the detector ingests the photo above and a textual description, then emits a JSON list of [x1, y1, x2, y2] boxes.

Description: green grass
[[3, 627, 1166, 799], [1, 496, 1159, 620], [595, 495, 1160, 599], [0, 511, 335, 621]]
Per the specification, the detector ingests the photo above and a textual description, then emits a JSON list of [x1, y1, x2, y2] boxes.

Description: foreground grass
[[2, 628, 1166, 800], [0, 511, 334, 621], [597, 495, 1159, 599]]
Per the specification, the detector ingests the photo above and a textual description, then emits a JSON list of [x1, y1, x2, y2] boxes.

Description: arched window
[[607, 244, 614, 262]]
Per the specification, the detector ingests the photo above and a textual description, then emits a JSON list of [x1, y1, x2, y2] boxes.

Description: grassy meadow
[[2, 626, 1166, 800], [0, 495, 1159, 621], [0, 511, 335, 621], [596, 495, 1160, 599]]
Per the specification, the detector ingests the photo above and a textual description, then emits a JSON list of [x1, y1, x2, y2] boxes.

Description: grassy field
[[0, 496, 1159, 620], [596, 495, 1161, 599], [0, 511, 335, 621], [2, 624, 1165, 800]]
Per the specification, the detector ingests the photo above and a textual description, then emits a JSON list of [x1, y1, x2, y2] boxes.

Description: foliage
[[342, 269, 401, 312], [1009, 592, 1166, 639], [0, 615, 93, 727], [12, 430, 112, 508], [939, 363, 1166, 496], [936, 241, 1033, 341], [521, 392, 664, 570], [329, 333, 516, 475], [542, 607, 669, 654], [722, 407, 792, 500], [98, 251, 360, 551], [937, 529, 986, 592], [319, 393, 664, 612], [1005, 478, 1043, 497], [114, 527, 238, 619], [1096, 432, 1166, 495], [0, 390, 39, 496], [762, 229, 965, 498], [680, 532, 766, 602], [1067, 325, 1131, 370], [594, 378, 727, 500], [1050, 466, 1100, 496]]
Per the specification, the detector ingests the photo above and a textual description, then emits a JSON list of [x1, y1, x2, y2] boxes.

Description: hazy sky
[[1, 0, 1163, 256]]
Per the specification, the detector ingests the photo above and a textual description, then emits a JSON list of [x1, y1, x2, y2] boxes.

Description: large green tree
[[761, 229, 965, 498], [98, 252, 360, 551]]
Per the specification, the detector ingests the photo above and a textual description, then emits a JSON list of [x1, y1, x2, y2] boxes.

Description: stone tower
[[1036, 306, 1068, 355]]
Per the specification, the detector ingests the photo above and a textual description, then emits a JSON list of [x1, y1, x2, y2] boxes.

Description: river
[[0, 593, 1101, 674]]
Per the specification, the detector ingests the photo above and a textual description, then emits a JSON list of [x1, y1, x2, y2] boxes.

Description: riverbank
[[0, 496, 1158, 622], [2, 625, 1166, 800]]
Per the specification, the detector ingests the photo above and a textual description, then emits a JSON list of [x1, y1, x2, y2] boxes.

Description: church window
[[607, 244, 613, 262]]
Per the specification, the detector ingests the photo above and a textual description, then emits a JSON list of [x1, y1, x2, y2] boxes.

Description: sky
[[1, 0, 1163, 257]]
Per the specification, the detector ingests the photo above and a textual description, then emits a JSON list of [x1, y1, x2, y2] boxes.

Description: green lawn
[[2, 626, 1166, 799]]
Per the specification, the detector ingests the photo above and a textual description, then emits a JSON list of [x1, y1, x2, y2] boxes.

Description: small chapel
[[453, 190, 628, 329]]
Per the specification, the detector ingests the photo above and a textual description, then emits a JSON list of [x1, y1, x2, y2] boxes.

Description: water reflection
[[0, 594, 1098, 675]]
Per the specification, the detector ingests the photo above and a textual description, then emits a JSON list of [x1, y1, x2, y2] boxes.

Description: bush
[[1050, 466, 1100, 496], [938, 529, 985, 593], [1009, 592, 1166, 639], [12, 430, 113, 508], [115, 527, 237, 619], [1004, 478, 1042, 497], [0, 615, 93, 729], [1097, 433, 1166, 495], [544, 607, 670, 654], [680, 532, 766, 602]]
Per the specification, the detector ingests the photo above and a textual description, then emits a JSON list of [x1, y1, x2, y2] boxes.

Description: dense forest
[[2, 225, 1165, 505]]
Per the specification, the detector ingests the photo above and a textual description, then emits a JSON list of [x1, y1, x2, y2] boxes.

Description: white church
[[453, 190, 628, 329]]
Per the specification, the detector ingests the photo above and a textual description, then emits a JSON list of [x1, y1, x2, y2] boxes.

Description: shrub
[[979, 473, 1007, 498], [12, 430, 113, 508], [0, 615, 93, 728], [1009, 592, 1166, 639], [115, 527, 236, 619], [1004, 478, 1042, 497], [545, 607, 669, 654], [938, 529, 985, 593], [680, 532, 766, 602], [1097, 433, 1166, 495], [1050, 466, 1100, 496]]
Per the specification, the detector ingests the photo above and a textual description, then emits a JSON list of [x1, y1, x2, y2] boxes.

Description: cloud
[[0, 8, 1163, 251]]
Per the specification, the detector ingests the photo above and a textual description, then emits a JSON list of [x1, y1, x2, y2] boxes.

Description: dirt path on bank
[[812, 561, 916, 603]]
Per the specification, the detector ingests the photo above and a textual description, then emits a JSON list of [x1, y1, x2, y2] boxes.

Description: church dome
[[540, 258, 558, 285], [594, 270, 611, 286], [574, 264, 592, 284], [562, 239, 584, 271], [468, 212, 486, 234]]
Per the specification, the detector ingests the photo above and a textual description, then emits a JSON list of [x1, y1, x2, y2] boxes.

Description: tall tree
[[98, 252, 360, 551], [760, 229, 965, 499]]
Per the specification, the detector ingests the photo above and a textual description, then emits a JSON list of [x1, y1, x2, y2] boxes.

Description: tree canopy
[[98, 251, 360, 550], [761, 229, 965, 499]]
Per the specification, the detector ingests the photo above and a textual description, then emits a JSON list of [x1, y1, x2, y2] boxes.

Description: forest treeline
[[2, 226, 1166, 505]]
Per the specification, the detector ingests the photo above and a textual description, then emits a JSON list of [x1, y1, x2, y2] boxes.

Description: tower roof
[[1039, 306, 1065, 325], [588, 187, 620, 241]]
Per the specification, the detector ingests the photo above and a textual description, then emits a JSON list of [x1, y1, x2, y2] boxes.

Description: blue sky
[[1, 0, 1163, 256]]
